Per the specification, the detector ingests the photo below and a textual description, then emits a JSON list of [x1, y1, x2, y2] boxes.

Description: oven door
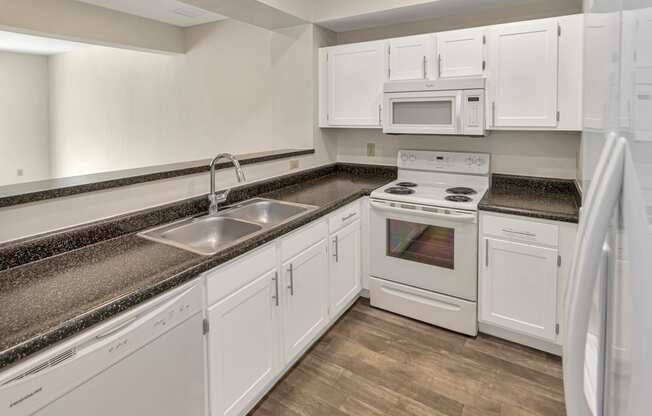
[[383, 90, 462, 135], [370, 199, 478, 301]]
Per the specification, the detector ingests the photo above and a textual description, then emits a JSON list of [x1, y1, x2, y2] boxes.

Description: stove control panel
[[397, 150, 490, 175]]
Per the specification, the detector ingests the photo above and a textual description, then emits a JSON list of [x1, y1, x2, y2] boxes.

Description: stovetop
[[370, 150, 491, 211], [372, 180, 487, 211]]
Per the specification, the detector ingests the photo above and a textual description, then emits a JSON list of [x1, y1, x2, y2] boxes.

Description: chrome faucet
[[208, 153, 246, 215]]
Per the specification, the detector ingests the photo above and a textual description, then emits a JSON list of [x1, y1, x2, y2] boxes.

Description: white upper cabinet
[[322, 41, 387, 128], [488, 18, 560, 128], [388, 34, 435, 80], [437, 27, 486, 78]]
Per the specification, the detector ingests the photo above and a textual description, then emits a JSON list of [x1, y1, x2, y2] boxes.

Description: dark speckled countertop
[[479, 174, 581, 223], [0, 165, 394, 370]]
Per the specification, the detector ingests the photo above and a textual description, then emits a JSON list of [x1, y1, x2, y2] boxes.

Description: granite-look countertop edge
[[478, 174, 581, 224], [0, 170, 393, 370], [0, 149, 315, 209]]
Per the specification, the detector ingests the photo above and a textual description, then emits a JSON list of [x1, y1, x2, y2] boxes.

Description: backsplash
[[335, 130, 581, 180]]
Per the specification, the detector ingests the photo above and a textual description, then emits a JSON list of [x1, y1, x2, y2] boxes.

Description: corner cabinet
[[478, 212, 577, 354], [319, 41, 387, 128], [205, 201, 363, 415]]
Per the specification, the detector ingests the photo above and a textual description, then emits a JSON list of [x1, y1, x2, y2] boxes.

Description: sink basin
[[140, 216, 262, 256], [139, 198, 317, 256], [221, 199, 313, 225]]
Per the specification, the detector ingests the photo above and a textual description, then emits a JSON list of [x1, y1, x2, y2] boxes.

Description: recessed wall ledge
[[0, 149, 315, 209]]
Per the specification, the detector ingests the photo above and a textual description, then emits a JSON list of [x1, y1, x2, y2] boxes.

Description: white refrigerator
[[563, 1, 652, 415]]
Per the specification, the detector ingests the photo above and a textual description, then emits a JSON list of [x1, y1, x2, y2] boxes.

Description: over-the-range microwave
[[383, 77, 485, 136]]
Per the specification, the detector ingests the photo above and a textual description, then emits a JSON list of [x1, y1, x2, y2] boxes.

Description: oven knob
[[409, 154, 416, 162], [401, 154, 409, 161]]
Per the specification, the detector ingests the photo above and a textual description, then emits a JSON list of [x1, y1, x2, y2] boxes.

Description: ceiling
[[75, 0, 227, 27], [0, 31, 89, 55], [315, 0, 582, 32]]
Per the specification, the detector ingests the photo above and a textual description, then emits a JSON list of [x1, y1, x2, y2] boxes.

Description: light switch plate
[[367, 143, 376, 157]]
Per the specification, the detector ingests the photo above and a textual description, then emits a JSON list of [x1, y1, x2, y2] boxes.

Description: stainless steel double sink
[[139, 198, 317, 256]]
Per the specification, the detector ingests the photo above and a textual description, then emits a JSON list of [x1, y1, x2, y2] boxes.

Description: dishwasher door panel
[[35, 313, 206, 416]]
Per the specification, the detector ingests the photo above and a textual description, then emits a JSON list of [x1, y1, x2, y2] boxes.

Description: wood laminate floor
[[249, 298, 565, 416]]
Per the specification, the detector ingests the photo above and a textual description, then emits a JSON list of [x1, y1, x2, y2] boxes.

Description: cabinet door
[[327, 41, 386, 127], [329, 220, 361, 317], [208, 269, 280, 416], [480, 238, 558, 341], [282, 240, 329, 364], [488, 19, 559, 128], [437, 27, 485, 78], [388, 34, 434, 80]]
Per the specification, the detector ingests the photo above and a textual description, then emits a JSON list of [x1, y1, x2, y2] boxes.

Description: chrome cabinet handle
[[422, 56, 427, 78], [333, 236, 339, 263], [501, 228, 536, 238], [272, 272, 279, 306], [378, 104, 382, 124], [342, 212, 357, 222], [485, 239, 489, 267], [437, 54, 442, 76], [287, 264, 294, 296], [492, 101, 496, 126]]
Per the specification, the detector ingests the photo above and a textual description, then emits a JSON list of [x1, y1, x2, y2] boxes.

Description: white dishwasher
[[0, 281, 207, 416]]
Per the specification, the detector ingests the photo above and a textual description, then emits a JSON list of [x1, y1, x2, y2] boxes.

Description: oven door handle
[[370, 200, 477, 223]]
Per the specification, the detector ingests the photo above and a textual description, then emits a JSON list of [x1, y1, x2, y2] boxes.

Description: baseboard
[[479, 322, 562, 356], [359, 288, 369, 298]]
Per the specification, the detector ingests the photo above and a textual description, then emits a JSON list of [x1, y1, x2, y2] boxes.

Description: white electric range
[[369, 150, 490, 336]]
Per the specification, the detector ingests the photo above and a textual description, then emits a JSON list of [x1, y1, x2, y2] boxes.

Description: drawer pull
[[501, 228, 536, 238], [342, 212, 357, 222]]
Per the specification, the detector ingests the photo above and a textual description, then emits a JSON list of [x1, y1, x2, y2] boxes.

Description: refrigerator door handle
[[563, 134, 617, 308], [563, 137, 626, 416]]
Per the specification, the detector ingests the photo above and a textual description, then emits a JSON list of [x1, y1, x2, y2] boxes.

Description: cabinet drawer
[[281, 220, 328, 261], [482, 214, 558, 246], [328, 200, 361, 234], [206, 244, 276, 306]]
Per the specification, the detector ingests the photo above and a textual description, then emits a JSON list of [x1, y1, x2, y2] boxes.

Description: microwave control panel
[[462, 89, 485, 136]]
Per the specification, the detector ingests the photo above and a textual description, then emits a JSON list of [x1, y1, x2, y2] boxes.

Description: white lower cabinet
[[206, 203, 363, 415], [479, 212, 577, 353], [208, 269, 281, 416], [282, 240, 329, 364], [329, 219, 362, 317], [480, 237, 558, 341]]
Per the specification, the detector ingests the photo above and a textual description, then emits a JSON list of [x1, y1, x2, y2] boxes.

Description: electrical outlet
[[16, 169, 23, 177], [367, 143, 376, 157], [289, 160, 299, 170]]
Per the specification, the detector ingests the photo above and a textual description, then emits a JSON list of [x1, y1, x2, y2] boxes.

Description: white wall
[[0, 23, 338, 243], [336, 130, 580, 179], [48, 19, 316, 178], [0, 51, 50, 186]]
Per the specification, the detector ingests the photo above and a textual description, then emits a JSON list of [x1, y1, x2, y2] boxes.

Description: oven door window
[[387, 218, 454, 269], [392, 99, 453, 125]]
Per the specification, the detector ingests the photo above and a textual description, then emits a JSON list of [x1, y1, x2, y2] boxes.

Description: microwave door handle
[[370, 200, 476, 223], [456, 93, 463, 133]]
